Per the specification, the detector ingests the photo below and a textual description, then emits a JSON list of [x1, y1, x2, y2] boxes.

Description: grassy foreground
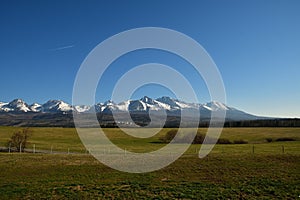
[[0, 127, 299, 199]]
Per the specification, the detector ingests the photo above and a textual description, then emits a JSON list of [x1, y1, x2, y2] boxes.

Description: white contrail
[[49, 45, 75, 51]]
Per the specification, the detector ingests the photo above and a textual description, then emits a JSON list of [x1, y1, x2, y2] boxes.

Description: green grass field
[[0, 127, 299, 199]]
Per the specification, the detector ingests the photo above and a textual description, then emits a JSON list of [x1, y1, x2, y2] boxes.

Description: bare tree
[[7, 128, 31, 152]]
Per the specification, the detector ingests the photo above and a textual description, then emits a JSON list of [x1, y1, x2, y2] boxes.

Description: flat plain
[[0, 127, 299, 199]]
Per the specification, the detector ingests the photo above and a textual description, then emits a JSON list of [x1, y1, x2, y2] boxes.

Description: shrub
[[233, 139, 248, 144], [217, 138, 232, 144], [159, 130, 177, 143], [265, 138, 273, 143], [192, 134, 205, 144], [160, 130, 235, 145], [159, 130, 205, 144], [275, 137, 295, 142]]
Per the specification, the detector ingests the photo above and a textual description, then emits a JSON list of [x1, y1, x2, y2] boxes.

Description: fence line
[[0, 143, 298, 155]]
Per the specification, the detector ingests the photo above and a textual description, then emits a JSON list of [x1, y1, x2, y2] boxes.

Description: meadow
[[0, 127, 299, 199]]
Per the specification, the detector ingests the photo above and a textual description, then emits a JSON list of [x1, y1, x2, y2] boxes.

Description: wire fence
[[0, 143, 299, 156]]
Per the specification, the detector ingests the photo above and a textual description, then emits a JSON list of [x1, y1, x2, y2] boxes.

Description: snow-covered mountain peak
[[156, 96, 174, 102], [156, 96, 179, 108], [140, 96, 156, 105], [0, 97, 234, 115], [9, 98, 24, 104], [204, 101, 229, 111], [8, 99, 27, 107], [42, 100, 73, 112], [6, 99, 31, 112], [31, 103, 41, 106], [29, 103, 42, 112], [104, 100, 115, 105], [0, 97, 263, 121], [74, 105, 91, 113]]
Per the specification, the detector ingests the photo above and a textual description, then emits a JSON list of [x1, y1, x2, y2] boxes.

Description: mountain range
[[0, 96, 263, 122]]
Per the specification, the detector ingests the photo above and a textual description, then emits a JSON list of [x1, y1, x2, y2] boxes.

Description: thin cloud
[[49, 45, 75, 51]]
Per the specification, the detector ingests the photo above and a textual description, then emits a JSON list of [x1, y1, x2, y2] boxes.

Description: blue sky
[[0, 0, 299, 117]]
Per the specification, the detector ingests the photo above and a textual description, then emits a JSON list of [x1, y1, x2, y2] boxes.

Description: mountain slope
[[0, 99, 31, 112], [41, 100, 73, 113]]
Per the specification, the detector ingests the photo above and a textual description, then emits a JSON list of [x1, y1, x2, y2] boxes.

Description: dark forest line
[[0, 113, 299, 127]]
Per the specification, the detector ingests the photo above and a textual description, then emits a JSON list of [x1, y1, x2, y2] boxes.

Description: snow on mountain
[[0, 97, 252, 121], [128, 100, 147, 111], [140, 96, 172, 110], [140, 96, 156, 105], [29, 103, 42, 112], [0, 102, 9, 112], [155, 96, 200, 110], [0, 99, 75, 113], [0, 97, 233, 113], [74, 105, 91, 113], [115, 100, 131, 111], [104, 100, 115, 106], [96, 97, 174, 112], [9, 99, 31, 112], [121, 96, 173, 112], [156, 96, 180, 109], [41, 100, 73, 112], [154, 101, 171, 110], [203, 101, 231, 111], [0, 99, 31, 112], [94, 103, 104, 113]]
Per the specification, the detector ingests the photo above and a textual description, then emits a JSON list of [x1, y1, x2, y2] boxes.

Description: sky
[[0, 0, 299, 117]]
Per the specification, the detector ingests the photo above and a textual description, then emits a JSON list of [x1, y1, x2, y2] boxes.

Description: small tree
[[7, 128, 31, 152]]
